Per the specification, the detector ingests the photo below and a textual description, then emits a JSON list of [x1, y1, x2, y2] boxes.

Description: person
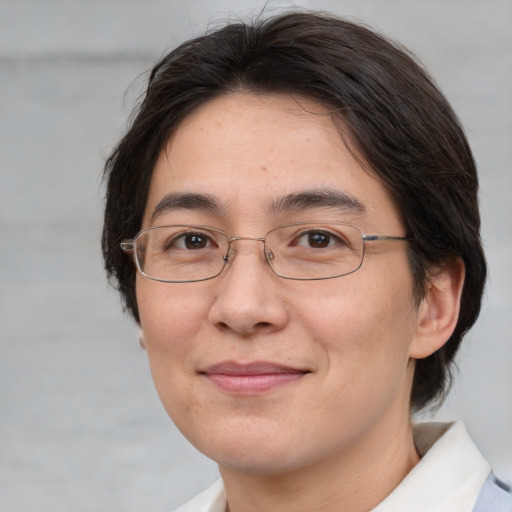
[[101, 11, 512, 512]]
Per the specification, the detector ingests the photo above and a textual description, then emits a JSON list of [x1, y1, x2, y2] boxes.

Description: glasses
[[121, 222, 412, 283]]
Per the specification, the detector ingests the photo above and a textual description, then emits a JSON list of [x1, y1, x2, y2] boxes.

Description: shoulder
[[472, 473, 512, 512], [172, 479, 226, 512]]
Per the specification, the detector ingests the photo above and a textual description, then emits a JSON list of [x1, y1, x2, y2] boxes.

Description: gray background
[[0, 0, 510, 510]]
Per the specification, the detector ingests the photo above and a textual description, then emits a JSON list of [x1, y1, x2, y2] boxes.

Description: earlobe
[[137, 328, 147, 351], [409, 257, 465, 359]]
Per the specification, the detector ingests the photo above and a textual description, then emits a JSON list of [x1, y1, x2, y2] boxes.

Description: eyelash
[[164, 232, 218, 251], [289, 229, 349, 249]]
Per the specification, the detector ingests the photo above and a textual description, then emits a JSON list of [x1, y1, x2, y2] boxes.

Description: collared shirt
[[173, 422, 510, 512]]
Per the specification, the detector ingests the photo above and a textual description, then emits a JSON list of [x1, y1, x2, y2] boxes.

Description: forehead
[[143, 93, 403, 233]]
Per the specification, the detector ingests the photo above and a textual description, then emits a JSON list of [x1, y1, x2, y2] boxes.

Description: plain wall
[[1, 0, 510, 510]]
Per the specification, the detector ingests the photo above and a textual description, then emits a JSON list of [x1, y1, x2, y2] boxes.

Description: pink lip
[[201, 362, 310, 394]]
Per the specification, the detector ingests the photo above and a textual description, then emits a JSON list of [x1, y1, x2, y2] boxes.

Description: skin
[[135, 93, 464, 512]]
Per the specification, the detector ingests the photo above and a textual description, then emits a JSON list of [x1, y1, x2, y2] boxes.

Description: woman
[[102, 11, 511, 511]]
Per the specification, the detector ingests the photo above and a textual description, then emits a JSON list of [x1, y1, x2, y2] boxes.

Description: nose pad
[[265, 247, 275, 261], [224, 244, 235, 264]]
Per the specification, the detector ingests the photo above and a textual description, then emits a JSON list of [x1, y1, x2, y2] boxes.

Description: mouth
[[200, 361, 311, 394]]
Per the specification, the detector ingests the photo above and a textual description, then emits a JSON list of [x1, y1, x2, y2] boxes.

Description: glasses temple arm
[[362, 235, 414, 242], [120, 240, 134, 252]]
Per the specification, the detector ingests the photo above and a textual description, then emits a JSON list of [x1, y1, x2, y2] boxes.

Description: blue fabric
[[472, 473, 512, 512]]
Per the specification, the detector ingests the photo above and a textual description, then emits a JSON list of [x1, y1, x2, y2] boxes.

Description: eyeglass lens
[[133, 223, 365, 282]]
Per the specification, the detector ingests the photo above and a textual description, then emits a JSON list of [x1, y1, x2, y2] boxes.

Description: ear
[[137, 327, 147, 351], [409, 257, 465, 359]]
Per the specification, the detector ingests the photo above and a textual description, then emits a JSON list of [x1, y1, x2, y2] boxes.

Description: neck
[[220, 403, 419, 512]]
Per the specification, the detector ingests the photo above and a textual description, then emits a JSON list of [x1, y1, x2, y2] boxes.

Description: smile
[[201, 362, 311, 394]]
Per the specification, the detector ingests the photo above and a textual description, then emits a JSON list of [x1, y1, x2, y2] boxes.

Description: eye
[[292, 229, 347, 249], [165, 231, 216, 251]]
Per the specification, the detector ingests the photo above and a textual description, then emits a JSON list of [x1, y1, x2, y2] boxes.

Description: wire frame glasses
[[121, 222, 411, 283]]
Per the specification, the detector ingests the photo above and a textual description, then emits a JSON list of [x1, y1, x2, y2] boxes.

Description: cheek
[[136, 279, 214, 403], [135, 281, 211, 423], [137, 279, 209, 346], [301, 271, 417, 382]]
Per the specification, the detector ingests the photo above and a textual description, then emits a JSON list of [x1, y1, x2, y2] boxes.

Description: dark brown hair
[[102, 11, 486, 411]]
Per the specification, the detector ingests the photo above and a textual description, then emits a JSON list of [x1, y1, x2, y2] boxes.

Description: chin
[[194, 425, 334, 477], [215, 447, 309, 476], [179, 417, 304, 473]]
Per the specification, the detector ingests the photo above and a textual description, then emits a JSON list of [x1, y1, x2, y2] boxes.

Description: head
[[102, 12, 486, 419]]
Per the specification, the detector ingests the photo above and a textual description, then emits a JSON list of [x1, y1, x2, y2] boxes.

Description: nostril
[[215, 321, 230, 331], [255, 322, 272, 329]]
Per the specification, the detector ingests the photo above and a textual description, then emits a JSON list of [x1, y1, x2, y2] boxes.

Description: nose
[[208, 238, 289, 336]]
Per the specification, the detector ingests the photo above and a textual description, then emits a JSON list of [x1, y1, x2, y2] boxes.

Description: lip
[[200, 361, 310, 394]]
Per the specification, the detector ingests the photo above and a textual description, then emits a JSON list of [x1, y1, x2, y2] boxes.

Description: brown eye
[[164, 231, 216, 251], [183, 233, 208, 249], [307, 231, 332, 248], [292, 229, 345, 249]]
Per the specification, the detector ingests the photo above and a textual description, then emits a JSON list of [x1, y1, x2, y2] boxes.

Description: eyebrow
[[150, 188, 365, 224], [268, 189, 365, 216], [150, 192, 224, 223]]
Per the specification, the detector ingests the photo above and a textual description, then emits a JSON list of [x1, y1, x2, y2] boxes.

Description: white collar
[[174, 422, 491, 512], [173, 478, 226, 512], [372, 421, 491, 511]]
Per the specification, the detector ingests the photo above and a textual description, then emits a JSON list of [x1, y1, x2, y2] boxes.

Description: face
[[136, 93, 421, 475]]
